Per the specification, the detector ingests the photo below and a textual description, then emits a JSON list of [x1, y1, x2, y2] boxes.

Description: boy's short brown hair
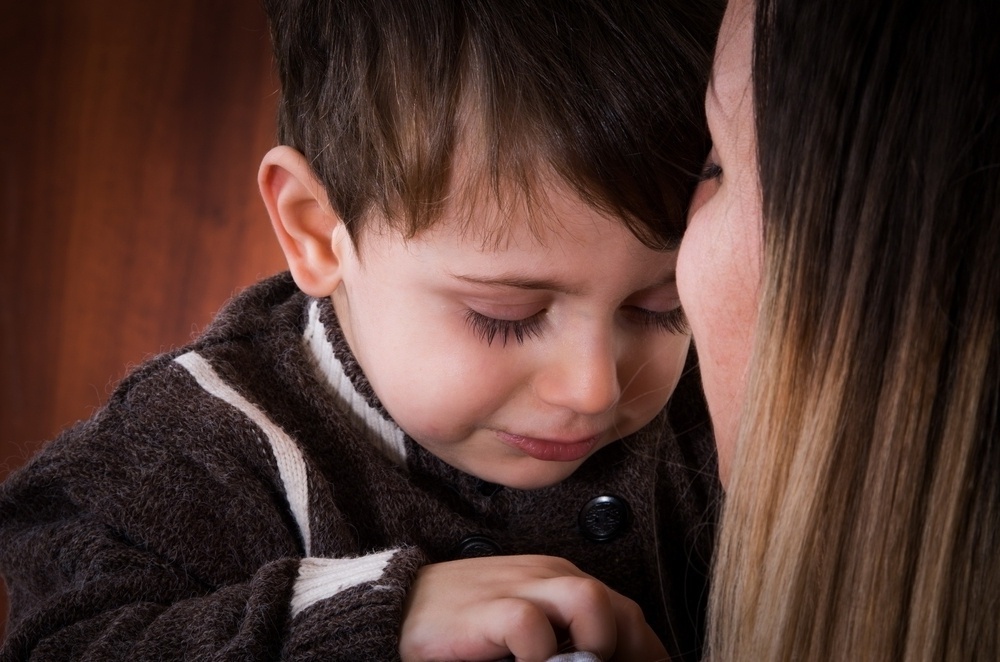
[[263, 0, 722, 249]]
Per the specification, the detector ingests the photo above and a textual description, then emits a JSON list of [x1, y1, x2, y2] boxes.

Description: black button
[[578, 495, 631, 542], [455, 535, 503, 558]]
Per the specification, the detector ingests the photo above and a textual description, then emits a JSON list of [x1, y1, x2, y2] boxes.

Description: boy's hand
[[398, 555, 669, 662]]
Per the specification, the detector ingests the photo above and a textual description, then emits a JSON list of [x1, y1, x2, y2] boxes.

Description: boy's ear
[[258, 145, 353, 297]]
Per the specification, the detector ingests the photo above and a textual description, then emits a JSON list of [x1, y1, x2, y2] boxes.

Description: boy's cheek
[[624, 334, 691, 401]]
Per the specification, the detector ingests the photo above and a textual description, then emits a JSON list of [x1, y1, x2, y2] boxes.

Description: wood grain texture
[[0, 0, 289, 636]]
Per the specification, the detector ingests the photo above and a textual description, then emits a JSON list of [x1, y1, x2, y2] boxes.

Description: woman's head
[[681, 0, 1000, 657]]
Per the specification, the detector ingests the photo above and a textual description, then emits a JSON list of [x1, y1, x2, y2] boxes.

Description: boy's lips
[[494, 430, 603, 462]]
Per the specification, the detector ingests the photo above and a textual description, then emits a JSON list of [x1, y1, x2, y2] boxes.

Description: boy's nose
[[534, 334, 621, 416]]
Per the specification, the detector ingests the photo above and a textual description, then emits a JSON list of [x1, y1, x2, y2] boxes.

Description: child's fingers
[[486, 597, 560, 661], [399, 555, 663, 661], [605, 590, 671, 661], [518, 575, 668, 662], [459, 579, 619, 661], [400, 596, 558, 662], [518, 575, 619, 660]]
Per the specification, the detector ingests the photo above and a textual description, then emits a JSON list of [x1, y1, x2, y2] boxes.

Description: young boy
[[0, 0, 722, 659]]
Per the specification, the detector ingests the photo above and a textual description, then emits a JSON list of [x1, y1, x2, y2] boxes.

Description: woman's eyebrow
[[705, 78, 723, 134], [706, 74, 721, 110]]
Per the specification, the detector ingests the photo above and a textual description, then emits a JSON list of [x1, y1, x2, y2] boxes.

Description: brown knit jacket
[[0, 273, 719, 661]]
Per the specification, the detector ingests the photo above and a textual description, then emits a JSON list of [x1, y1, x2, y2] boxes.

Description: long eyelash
[[465, 310, 545, 346], [628, 307, 689, 335], [699, 161, 723, 182]]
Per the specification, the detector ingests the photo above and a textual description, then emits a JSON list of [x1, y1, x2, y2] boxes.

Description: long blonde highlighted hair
[[708, 0, 1000, 659]]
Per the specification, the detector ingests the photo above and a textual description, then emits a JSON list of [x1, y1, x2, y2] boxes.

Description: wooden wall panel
[[0, 0, 288, 637]]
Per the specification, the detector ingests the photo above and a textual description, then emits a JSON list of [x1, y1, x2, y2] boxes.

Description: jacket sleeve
[[0, 370, 427, 660], [0, 503, 424, 660]]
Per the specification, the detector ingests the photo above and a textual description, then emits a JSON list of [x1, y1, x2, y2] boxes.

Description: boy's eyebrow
[[450, 273, 677, 294], [451, 273, 585, 295]]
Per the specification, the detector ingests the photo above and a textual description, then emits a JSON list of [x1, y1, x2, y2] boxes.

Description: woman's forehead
[[707, 0, 754, 134]]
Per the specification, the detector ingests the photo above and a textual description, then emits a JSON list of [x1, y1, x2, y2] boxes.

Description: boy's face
[[332, 177, 690, 490]]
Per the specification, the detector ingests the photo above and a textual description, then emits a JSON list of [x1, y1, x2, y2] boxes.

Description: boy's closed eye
[[621, 287, 688, 335], [621, 305, 688, 335], [461, 294, 688, 348], [465, 308, 546, 346]]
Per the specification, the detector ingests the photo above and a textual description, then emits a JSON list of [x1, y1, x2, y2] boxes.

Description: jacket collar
[[302, 297, 408, 465]]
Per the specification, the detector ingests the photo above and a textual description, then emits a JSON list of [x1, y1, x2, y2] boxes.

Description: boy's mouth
[[493, 430, 602, 462]]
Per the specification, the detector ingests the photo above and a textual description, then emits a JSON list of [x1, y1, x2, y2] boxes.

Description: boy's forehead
[[420, 119, 578, 247], [359, 170, 632, 258], [431, 134, 617, 250], [448, 174, 570, 250], [438, 169, 629, 253]]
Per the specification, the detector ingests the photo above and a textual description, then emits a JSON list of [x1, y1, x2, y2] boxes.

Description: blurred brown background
[[0, 0, 288, 636]]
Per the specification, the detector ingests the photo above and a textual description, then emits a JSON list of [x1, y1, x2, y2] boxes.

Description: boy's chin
[[466, 459, 587, 491]]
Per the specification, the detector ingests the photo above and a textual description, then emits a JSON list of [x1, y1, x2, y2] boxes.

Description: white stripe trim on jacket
[[175, 350, 313, 555], [290, 551, 397, 616]]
